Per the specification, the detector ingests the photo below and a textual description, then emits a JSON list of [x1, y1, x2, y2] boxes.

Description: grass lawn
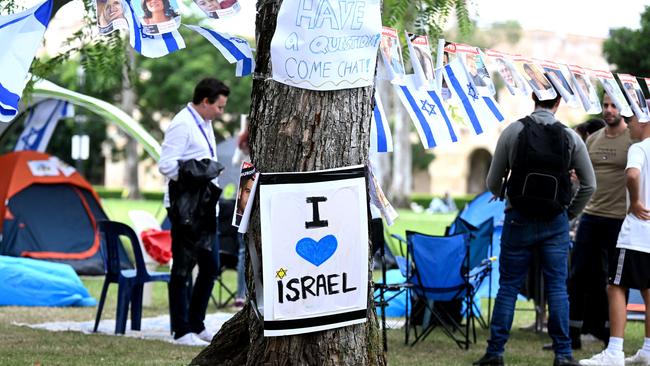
[[0, 201, 646, 365]]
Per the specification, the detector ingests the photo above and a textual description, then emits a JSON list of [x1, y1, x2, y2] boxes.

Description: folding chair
[[448, 217, 495, 328], [372, 218, 412, 351], [406, 231, 492, 349]]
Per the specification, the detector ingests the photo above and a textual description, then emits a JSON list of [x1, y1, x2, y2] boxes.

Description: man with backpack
[[474, 93, 596, 366]]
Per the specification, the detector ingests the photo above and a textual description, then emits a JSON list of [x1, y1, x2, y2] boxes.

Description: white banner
[[260, 165, 369, 336], [270, 0, 382, 90]]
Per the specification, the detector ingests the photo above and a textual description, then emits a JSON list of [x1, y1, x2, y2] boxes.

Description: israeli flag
[[122, 0, 185, 58], [370, 91, 393, 153], [185, 25, 255, 77], [444, 58, 505, 135], [394, 75, 459, 149], [0, 0, 52, 122], [15, 99, 73, 152]]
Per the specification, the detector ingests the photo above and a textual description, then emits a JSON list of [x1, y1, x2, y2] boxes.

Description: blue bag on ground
[[0, 255, 96, 306]]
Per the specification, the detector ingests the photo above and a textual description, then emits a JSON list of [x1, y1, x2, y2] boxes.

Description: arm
[[627, 168, 650, 221], [486, 124, 516, 197], [158, 120, 189, 180], [567, 132, 596, 219]]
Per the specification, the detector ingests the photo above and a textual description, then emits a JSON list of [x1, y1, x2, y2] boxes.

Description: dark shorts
[[608, 247, 650, 289]]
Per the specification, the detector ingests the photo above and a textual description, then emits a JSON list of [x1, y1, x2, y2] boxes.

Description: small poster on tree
[[270, 0, 382, 91], [259, 165, 369, 336]]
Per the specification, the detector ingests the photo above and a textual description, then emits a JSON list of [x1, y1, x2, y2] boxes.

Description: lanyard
[[187, 106, 215, 158]]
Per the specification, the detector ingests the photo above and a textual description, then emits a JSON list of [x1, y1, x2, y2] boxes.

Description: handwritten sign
[[270, 0, 382, 91], [260, 165, 369, 336]]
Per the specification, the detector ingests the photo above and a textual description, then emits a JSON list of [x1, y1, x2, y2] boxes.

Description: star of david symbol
[[20, 127, 40, 148], [467, 83, 479, 101], [275, 267, 288, 279], [420, 99, 436, 116]]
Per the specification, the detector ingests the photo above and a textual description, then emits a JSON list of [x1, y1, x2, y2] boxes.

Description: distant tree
[[603, 6, 650, 77]]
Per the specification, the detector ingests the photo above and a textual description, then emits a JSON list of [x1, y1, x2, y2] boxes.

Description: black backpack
[[504, 116, 572, 219]]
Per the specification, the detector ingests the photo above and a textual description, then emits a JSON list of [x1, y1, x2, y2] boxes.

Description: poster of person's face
[[514, 59, 556, 100], [486, 51, 529, 96], [618, 74, 650, 122], [541, 63, 578, 107], [233, 162, 257, 227], [136, 0, 181, 35], [568, 67, 601, 114], [379, 27, 405, 81], [406, 32, 435, 82], [193, 0, 240, 19], [596, 73, 632, 117], [459, 49, 495, 96], [95, 0, 127, 35]]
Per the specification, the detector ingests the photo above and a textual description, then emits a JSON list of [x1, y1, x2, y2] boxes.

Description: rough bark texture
[[121, 46, 140, 199], [389, 92, 411, 208], [192, 0, 387, 365]]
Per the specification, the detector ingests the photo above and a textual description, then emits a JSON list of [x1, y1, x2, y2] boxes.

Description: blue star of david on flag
[[467, 83, 480, 101], [420, 99, 436, 116]]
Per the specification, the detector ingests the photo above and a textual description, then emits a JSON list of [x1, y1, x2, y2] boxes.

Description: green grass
[[0, 200, 646, 365]]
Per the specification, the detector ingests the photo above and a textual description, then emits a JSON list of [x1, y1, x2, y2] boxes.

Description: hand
[[629, 201, 650, 221]]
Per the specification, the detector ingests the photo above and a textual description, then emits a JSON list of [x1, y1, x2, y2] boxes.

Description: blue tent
[[0, 256, 95, 306]]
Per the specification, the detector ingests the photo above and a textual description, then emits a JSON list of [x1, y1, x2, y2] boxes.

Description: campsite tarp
[[0, 255, 95, 306]]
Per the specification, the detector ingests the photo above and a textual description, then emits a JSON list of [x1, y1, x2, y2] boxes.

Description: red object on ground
[[141, 229, 172, 264]]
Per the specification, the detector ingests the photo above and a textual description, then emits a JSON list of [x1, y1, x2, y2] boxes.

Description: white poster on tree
[[259, 165, 369, 336], [270, 0, 382, 91]]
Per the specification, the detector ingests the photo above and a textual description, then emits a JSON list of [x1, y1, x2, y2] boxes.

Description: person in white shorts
[[580, 114, 650, 366]]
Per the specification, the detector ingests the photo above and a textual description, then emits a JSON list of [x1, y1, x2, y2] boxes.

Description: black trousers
[[568, 213, 623, 340], [168, 213, 220, 339]]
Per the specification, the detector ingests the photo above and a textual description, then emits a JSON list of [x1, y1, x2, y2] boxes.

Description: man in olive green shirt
[[567, 93, 632, 349]]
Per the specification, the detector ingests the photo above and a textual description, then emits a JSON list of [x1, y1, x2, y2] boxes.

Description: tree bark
[[192, 1, 386, 365], [389, 91, 411, 208], [121, 46, 140, 199]]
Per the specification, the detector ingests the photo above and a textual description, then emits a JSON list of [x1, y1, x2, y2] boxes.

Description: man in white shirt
[[159, 78, 229, 346], [580, 114, 650, 366]]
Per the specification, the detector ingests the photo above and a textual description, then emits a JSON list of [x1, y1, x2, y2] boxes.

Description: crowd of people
[[474, 92, 650, 366]]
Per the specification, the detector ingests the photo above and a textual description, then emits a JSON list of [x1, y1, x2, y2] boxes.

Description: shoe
[[473, 353, 504, 366], [195, 329, 215, 343], [554, 356, 580, 366], [173, 333, 209, 346], [625, 350, 650, 365], [233, 298, 245, 308], [579, 350, 624, 366]]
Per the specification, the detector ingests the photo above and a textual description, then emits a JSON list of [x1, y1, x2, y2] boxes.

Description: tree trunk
[[389, 90, 411, 208], [121, 46, 140, 199], [192, 1, 386, 365]]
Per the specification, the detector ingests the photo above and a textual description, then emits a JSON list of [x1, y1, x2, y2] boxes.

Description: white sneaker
[[580, 350, 624, 366], [626, 350, 650, 365], [195, 329, 214, 343], [173, 333, 209, 346]]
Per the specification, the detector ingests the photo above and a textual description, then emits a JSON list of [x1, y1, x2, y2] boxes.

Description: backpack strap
[[498, 115, 535, 201]]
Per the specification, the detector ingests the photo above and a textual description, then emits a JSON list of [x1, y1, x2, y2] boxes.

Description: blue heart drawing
[[295, 235, 338, 267]]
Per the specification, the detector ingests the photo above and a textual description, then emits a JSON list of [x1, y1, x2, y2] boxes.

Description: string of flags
[[371, 25, 650, 153]]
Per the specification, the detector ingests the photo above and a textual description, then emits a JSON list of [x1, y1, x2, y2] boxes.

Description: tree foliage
[[603, 6, 650, 77]]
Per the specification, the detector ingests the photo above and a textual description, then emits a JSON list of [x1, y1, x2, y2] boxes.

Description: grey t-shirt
[[486, 108, 596, 219]]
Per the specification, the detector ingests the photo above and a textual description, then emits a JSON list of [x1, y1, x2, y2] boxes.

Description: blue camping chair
[[447, 217, 495, 328], [93, 220, 171, 334], [406, 231, 492, 348]]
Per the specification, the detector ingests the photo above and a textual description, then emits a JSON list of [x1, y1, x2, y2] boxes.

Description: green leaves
[[603, 6, 650, 77]]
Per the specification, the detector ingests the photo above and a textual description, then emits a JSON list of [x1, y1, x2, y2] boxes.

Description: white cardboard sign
[[270, 0, 382, 91], [260, 165, 369, 336]]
